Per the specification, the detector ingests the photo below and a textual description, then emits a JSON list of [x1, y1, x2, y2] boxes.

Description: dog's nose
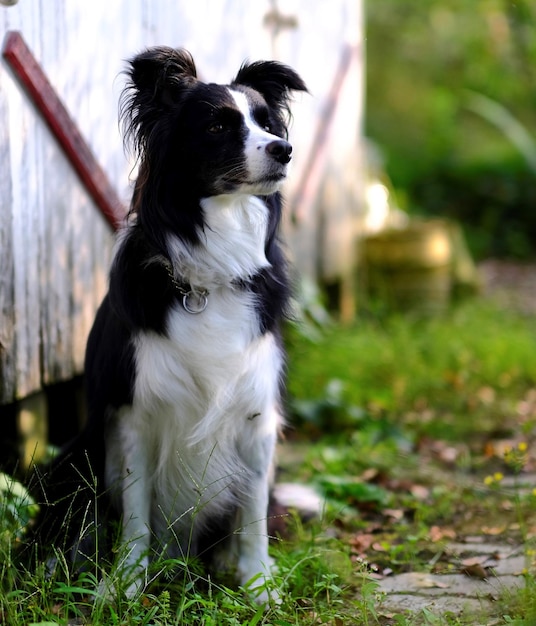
[[266, 140, 293, 164]]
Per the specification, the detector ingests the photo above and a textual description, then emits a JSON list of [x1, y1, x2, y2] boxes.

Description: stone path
[[376, 541, 528, 623], [274, 482, 530, 621], [374, 265, 536, 622]]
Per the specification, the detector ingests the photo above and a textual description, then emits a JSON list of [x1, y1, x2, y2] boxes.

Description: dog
[[33, 47, 307, 602]]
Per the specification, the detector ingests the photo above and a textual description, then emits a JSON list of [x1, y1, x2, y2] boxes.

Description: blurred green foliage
[[287, 299, 536, 442], [366, 0, 536, 258]]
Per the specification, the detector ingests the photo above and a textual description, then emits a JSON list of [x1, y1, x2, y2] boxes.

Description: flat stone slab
[[378, 592, 493, 617], [491, 555, 527, 576], [376, 572, 523, 599], [446, 542, 521, 557]]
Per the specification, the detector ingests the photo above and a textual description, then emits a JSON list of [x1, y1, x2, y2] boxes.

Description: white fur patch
[[229, 89, 289, 194], [166, 193, 270, 290]]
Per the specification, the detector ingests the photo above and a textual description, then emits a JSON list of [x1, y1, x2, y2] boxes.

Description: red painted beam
[[2, 31, 125, 231]]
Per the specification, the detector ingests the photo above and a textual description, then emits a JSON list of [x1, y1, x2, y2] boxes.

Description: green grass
[[2, 296, 536, 624], [287, 299, 536, 442], [0, 511, 366, 625]]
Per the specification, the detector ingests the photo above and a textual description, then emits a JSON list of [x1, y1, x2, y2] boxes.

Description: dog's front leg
[[105, 411, 151, 599], [237, 480, 273, 597], [237, 430, 277, 603]]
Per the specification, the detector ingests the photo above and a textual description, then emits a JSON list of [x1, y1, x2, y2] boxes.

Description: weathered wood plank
[[7, 71, 43, 399], [0, 64, 16, 401]]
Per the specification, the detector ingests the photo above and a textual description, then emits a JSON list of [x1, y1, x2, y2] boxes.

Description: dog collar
[[163, 261, 209, 314]]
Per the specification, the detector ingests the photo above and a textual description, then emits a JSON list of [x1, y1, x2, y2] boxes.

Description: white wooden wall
[[0, 0, 364, 404]]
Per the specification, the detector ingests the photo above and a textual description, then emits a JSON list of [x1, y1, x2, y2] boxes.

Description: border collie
[[34, 47, 307, 602]]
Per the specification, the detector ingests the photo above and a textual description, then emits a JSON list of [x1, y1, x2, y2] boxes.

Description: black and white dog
[[35, 47, 307, 601]]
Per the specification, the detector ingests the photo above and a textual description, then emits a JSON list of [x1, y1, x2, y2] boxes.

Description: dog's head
[[121, 47, 307, 201]]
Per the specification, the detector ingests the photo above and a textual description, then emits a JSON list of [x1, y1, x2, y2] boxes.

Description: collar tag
[[182, 290, 208, 314]]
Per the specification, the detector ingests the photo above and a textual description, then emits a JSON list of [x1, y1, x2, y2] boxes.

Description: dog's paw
[[95, 576, 120, 603], [95, 573, 146, 603], [239, 557, 281, 605], [95, 557, 149, 603], [243, 574, 282, 606]]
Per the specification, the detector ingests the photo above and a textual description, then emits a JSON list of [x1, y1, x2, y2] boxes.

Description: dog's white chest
[[129, 314, 283, 538], [167, 194, 271, 290]]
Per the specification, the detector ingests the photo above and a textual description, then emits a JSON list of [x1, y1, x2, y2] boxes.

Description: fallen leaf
[[349, 533, 375, 553], [412, 574, 450, 589], [384, 477, 414, 491], [461, 563, 489, 579], [477, 386, 496, 405], [484, 441, 495, 458], [461, 555, 489, 567], [429, 525, 457, 542], [361, 468, 379, 482], [410, 484, 430, 500], [486, 439, 518, 459], [482, 525, 506, 536], [384, 508, 404, 521], [526, 526, 536, 539]]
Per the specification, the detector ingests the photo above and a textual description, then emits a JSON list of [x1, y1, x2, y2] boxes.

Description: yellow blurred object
[[361, 219, 478, 313]]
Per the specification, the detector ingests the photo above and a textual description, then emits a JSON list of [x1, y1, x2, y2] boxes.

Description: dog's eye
[[263, 124, 272, 133], [207, 122, 225, 134]]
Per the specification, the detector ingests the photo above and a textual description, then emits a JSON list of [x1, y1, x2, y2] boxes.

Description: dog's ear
[[128, 47, 197, 105], [121, 47, 197, 156], [232, 61, 308, 111]]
